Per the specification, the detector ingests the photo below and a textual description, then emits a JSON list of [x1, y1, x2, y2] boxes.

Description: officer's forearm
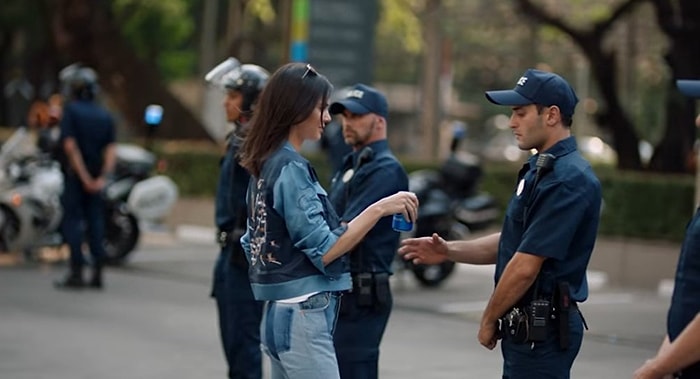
[[100, 143, 116, 178], [446, 233, 500, 264], [481, 252, 543, 325], [64, 138, 92, 184], [648, 314, 700, 376]]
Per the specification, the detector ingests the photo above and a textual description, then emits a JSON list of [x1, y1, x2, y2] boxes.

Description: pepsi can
[[392, 213, 413, 232]]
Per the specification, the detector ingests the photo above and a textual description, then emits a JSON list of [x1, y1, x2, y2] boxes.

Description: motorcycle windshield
[[204, 57, 241, 89]]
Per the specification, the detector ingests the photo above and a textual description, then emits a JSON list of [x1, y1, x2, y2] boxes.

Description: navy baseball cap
[[677, 80, 700, 98], [329, 83, 388, 119], [485, 69, 579, 118]]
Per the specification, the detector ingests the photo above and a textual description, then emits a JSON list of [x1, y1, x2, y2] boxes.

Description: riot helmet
[[220, 64, 269, 114], [59, 63, 99, 100]]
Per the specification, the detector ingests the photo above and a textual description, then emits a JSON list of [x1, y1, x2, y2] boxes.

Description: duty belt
[[216, 229, 232, 248], [216, 228, 244, 248]]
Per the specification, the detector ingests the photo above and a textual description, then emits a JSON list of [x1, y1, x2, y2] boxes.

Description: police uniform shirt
[[215, 128, 249, 231], [328, 140, 408, 274], [667, 208, 700, 376], [496, 137, 602, 301], [60, 100, 116, 177]]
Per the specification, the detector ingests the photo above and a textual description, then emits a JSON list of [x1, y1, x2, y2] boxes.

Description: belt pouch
[[555, 281, 571, 350], [374, 273, 390, 306], [355, 273, 374, 307]]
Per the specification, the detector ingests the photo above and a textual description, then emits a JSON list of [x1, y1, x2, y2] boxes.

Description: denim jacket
[[241, 142, 351, 301]]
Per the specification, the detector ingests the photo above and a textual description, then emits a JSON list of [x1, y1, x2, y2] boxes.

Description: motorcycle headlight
[[7, 162, 21, 181]]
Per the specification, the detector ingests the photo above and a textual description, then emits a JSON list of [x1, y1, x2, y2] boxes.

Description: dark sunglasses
[[301, 64, 318, 79]]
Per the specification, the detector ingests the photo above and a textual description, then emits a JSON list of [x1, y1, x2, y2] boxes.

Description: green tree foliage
[[374, 0, 423, 83], [112, 0, 196, 80]]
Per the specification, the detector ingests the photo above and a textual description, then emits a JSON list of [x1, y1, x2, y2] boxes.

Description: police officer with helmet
[[205, 58, 268, 379], [54, 63, 116, 290], [327, 83, 409, 379]]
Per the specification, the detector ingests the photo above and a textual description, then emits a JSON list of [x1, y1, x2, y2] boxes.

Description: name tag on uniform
[[342, 169, 355, 183], [516, 178, 525, 196]]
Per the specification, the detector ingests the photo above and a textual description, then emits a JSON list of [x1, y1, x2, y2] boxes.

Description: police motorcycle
[[400, 124, 500, 287], [0, 106, 178, 265], [0, 127, 64, 254], [101, 105, 178, 264]]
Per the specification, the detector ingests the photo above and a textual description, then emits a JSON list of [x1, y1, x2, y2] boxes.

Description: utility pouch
[[355, 273, 374, 307], [374, 273, 390, 306], [526, 299, 551, 342], [502, 307, 529, 344], [555, 281, 571, 350]]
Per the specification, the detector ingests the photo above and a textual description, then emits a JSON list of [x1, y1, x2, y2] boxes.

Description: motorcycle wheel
[[103, 206, 140, 265], [0, 205, 20, 253], [411, 260, 456, 288], [410, 222, 470, 288]]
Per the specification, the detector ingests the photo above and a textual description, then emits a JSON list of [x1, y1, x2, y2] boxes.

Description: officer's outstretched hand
[[398, 233, 448, 265]]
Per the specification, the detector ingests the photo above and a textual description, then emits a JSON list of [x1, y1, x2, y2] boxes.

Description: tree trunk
[[51, 0, 210, 140], [586, 45, 642, 170], [648, 0, 700, 172], [516, 0, 645, 170]]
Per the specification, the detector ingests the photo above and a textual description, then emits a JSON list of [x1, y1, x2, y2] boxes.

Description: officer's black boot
[[89, 259, 104, 289], [54, 264, 85, 289]]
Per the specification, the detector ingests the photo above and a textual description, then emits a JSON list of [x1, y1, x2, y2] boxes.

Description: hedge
[[156, 145, 695, 243]]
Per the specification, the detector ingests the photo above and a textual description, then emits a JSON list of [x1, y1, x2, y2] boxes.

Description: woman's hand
[[373, 191, 418, 222]]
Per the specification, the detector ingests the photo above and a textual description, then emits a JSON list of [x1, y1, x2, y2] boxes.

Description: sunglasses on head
[[301, 64, 318, 79]]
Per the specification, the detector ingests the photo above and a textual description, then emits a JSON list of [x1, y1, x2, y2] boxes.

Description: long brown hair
[[239, 62, 332, 177]]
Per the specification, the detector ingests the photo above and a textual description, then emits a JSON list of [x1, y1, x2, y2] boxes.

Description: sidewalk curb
[[175, 224, 216, 246]]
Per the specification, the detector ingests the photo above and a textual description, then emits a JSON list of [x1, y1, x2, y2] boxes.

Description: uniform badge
[[516, 178, 525, 196], [342, 169, 355, 183]]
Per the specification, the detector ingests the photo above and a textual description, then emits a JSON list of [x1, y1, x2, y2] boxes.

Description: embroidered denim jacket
[[241, 142, 351, 301]]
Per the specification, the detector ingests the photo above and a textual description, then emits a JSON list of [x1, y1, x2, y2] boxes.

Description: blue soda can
[[392, 213, 413, 232]]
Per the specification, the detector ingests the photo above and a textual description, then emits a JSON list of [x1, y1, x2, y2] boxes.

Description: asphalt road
[[0, 231, 669, 378]]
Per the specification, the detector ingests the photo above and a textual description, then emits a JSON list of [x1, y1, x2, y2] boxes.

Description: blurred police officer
[[328, 83, 409, 379], [400, 69, 602, 378], [634, 80, 700, 379], [54, 64, 116, 290], [205, 58, 268, 379]]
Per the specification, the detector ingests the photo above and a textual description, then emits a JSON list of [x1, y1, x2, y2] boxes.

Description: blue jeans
[[212, 247, 263, 379], [262, 292, 342, 379], [501, 309, 584, 379]]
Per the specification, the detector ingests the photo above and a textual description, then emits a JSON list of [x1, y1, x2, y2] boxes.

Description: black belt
[[217, 229, 248, 268], [351, 272, 390, 283], [217, 229, 244, 248], [350, 272, 391, 307]]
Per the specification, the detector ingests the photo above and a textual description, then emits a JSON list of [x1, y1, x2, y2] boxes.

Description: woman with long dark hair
[[239, 62, 417, 379]]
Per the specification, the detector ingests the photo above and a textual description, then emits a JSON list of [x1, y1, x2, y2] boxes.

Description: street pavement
[[0, 197, 680, 378]]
